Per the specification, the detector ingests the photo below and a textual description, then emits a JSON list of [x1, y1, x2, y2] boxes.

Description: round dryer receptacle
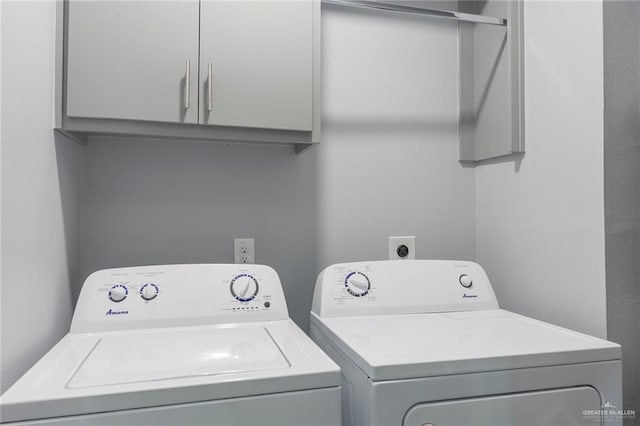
[[396, 244, 410, 258]]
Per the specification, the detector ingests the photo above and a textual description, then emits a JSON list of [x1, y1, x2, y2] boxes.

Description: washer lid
[[313, 309, 621, 381], [68, 327, 288, 388], [0, 321, 340, 424]]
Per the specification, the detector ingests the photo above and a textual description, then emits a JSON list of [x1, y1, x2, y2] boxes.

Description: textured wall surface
[[476, 1, 607, 338], [604, 0, 640, 421], [1, 1, 83, 393]]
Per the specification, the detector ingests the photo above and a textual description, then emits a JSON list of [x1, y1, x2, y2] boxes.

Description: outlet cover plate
[[234, 238, 255, 264], [389, 236, 416, 260]]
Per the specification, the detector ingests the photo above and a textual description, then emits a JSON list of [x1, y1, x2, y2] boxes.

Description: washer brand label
[[462, 293, 478, 299], [105, 309, 128, 316]]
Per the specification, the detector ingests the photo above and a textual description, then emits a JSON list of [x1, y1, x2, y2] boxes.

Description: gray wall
[[317, 4, 476, 267], [604, 0, 640, 421], [80, 4, 476, 332], [81, 138, 318, 331], [476, 1, 608, 338], [1, 1, 83, 393]]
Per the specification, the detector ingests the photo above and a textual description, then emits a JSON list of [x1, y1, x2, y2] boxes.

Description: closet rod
[[322, 0, 508, 26]]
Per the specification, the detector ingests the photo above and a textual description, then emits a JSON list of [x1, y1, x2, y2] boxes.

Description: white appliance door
[[403, 387, 601, 426], [68, 327, 289, 388]]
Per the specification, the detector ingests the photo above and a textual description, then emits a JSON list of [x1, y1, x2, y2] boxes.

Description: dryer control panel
[[71, 264, 289, 333], [311, 260, 499, 318]]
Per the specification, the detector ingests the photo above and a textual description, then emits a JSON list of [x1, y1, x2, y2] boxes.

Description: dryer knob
[[108, 285, 128, 302], [345, 272, 371, 297], [459, 274, 473, 288]]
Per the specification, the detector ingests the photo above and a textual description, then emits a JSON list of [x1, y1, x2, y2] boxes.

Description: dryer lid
[[313, 309, 621, 381], [68, 326, 289, 388]]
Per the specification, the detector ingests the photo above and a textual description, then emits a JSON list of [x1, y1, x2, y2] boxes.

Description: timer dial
[[140, 283, 159, 301], [108, 285, 128, 302], [345, 272, 370, 297], [459, 274, 473, 288], [230, 274, 259, 302]]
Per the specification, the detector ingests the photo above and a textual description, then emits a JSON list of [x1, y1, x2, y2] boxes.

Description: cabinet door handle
[[207, 62, 213, 112], [184, 59, 191, 110]]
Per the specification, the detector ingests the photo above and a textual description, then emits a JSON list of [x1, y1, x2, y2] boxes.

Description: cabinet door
[[66, 1, 199, 124], [199, 0, 313, 131]]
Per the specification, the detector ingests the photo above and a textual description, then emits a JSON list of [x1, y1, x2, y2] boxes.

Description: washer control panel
[[71, 264, 289, 333], [311, 260, 499, 318]]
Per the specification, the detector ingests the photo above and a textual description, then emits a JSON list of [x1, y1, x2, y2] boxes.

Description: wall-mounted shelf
[[458, 0, 524, 162], [323, 0, 525, 163], [322, 0, 507, 26]]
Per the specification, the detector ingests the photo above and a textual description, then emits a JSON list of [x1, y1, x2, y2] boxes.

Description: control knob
[[108, 285, 128, 303], [140, 283, 159, 301], [459, 274, 473, 288], [230, 274, 259, 302], [345, 272, 370, 297]]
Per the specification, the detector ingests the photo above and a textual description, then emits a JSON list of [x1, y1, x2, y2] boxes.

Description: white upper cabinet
[[66, 1, 200, 124], [60, 0, 320, 146], [199, 1, 313, 131]]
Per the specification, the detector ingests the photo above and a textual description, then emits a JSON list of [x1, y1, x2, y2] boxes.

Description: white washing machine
[[1, 264, 341, 425], [310, 260, 622, 426]]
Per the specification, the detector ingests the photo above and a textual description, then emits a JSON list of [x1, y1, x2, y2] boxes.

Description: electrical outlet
[[234, 238, 255, 264], [389, 236, 416, 260]]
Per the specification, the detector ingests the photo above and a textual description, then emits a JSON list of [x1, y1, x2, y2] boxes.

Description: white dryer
[[1, 264, 341, 425], [310, 260, 622, 426]]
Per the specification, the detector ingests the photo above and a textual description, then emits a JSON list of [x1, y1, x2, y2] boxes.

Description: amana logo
[[105, 309, 128, 316], [462, 293, 478, 299]]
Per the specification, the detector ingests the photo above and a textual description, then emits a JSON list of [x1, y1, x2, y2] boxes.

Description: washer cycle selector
[[345, 272, 370, 297], [140, 283, 159, 301], [108, 285, 128, 302], [230, 274, 259, 302], [459, 274, 473, 288]]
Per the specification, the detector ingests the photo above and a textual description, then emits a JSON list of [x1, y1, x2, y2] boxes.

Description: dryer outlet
[[389, 236, 415, 260]]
